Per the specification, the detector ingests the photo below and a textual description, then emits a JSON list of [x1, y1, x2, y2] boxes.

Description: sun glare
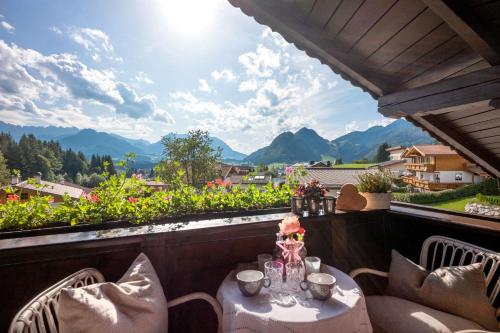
[[157, 0, 219, 36]]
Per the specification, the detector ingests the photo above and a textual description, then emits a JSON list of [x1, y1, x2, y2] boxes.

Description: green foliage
[[0, 151, 9, 186], [392, 178, 500, 204], [373, 143, 390, 163], [0, 155, 295, 231], [0, 132, 115, 184], [356, 172, 393, 193], [352, 158, 370, 164], [474, 194, 500, 206], [159, 130, 221, 188]]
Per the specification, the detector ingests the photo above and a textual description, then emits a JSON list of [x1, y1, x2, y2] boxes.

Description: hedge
[[392, 178, 500, 204], [475, 193, 500, 206]]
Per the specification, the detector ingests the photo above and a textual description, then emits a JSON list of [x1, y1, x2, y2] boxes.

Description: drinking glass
[[257, 253, 273, 272], [264, 261, 284, 291], [285, 262, 305, 292], [304, 256, 321, 276]]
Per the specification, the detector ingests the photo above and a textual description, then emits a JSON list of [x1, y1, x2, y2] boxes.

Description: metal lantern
[[323, 196, 336, 215], [291, 196, 304, 215]]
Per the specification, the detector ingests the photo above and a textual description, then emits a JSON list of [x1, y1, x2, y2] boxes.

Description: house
[[0, 173, 90, 203], [218, 163, 252, 180], [371, 146, 407, 175], [299, 167, 374, 194], [401, 145, 484, 191]]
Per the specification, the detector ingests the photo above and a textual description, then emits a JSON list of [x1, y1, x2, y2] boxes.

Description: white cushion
[[366, 296, 487, 333], [58, 253, 168, 333]]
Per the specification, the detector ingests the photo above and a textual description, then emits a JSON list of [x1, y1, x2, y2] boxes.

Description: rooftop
[[299, 167, 373, 189], [402, 144, 458, 157]]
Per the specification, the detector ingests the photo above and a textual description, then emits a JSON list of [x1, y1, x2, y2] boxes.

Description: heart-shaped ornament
[[336, 183, 367, 211]]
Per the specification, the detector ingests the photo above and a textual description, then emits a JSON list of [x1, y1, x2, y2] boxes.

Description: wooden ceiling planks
[[322, 0, 365, 39], [351, 0, 427, 57], [307, 0, 342, 29], [335, 0, 398, 50]]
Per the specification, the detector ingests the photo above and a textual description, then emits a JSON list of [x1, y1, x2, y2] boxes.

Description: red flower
[[128, 197, 138, 203], [298, 227, 305, 234], [88, 194, 99, 203], [215, 178, 224, 186], [225, 180, 233, 187], [207, 181, 215, 188], [6, 194, 19, 202]]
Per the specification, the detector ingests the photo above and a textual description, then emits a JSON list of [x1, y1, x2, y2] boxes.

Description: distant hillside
[[0, 121, 79, 141], [59, 129, 145, 157], [245, 128, 337, 164], [331, 119, 435, 162], [0, 122, 247, 167], [244, 119, 435, 164]]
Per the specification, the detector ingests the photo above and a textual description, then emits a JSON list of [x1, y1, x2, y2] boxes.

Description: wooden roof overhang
[[229, 0, 500, 178]]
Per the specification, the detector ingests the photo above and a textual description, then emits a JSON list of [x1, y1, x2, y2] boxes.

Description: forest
[[0, 132, 116, 187]]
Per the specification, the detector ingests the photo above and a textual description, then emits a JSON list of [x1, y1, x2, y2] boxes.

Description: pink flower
[[128, 197, 138, 203], [83, 193, 99, 203], [278, 215, 301, 235], [285, 166, 294, 175]]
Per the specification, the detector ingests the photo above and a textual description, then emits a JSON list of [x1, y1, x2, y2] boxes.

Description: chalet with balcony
[[372, 145, 407, 175], [402, 145, 484, 191]]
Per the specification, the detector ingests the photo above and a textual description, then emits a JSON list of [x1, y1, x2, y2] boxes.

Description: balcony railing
[[402, 176, 470, 190], [405, 163, 435, 172], [0, 207, 498, 332]]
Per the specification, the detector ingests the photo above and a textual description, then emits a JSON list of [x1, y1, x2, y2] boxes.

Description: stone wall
[[465, 202, 500, 217]]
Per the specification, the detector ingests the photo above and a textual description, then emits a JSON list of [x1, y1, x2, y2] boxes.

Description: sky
[[0, 0, 393, 154]]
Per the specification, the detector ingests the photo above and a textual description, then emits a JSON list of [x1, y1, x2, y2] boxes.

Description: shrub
[[356, 172, 392, 193], [474, 193, 500, 206], [0, 173, 294, 231], [392, 178, 500, 204]]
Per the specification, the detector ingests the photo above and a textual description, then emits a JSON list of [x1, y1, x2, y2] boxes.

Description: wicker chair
[[9, 268, 222, 333], [350, 235, 500, 331]]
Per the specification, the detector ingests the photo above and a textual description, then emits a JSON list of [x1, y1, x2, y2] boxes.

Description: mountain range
[[0, 121, 247, 168], [244, 119, 436, 164], [0, 119, 435, 167]]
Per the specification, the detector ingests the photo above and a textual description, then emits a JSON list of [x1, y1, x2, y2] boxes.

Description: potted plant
[[295, 180, 327, 215], [355, 172, 393, 210]]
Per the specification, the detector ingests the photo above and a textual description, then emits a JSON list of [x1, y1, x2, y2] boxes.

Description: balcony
[[402, 176, 470, 191], [0, 206, 498, 332], [405, 163, 435, 172]]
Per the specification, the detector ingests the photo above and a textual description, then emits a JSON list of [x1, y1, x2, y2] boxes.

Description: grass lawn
[[427, 196, 475, 212], [332, 164, 376, 169]]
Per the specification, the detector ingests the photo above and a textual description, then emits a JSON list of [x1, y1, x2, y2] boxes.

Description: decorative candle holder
[[323, 196, 336, 215]]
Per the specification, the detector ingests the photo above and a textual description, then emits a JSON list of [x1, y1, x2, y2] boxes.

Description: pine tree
[[373, 143, 390, 163], [0, 151, 10, 186]]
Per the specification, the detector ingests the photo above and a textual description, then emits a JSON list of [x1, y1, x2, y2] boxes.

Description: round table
[[216, 264, 372, 333]]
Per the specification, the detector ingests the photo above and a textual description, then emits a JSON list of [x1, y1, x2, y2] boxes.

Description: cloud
[[345, 121, 360, 133], [238, 79, 259, 92], [261, 28, 288, 49], [49, 26, 62, 34], [51, 25, 122, 62], [1, 20, 15, 33], [135, 72, 154, 84], [211, 69, 236, 82], [238, 44, 280, 78], [198, 79, 212, 93], [368, 118, 395, 128], [0, 40, 173, 125]]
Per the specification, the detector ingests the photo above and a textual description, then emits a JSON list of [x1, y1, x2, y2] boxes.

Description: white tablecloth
[[217, 264, 372, 333]]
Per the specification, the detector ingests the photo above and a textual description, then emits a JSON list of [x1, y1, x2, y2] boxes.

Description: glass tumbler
[[285, 262, 305, 292], [264, 261, 284, 291], [258, 253, 273, 273], [304, 256, 321, 276]]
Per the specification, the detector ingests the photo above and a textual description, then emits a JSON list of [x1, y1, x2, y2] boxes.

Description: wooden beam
[[421, 0, 500, 65], [229, 0, 384, 97], [408, 115, 500, 178], [378, 65, 500, 117]]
